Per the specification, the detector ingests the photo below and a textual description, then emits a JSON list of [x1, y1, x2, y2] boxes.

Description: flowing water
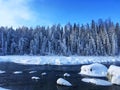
[[0, 62, 120, 90]]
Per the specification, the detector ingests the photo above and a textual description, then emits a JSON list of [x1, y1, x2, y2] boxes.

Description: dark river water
[[0, 62, 120, 90]]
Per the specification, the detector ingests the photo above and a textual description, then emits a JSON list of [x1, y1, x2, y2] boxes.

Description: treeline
[[0, 19, 120, 56]]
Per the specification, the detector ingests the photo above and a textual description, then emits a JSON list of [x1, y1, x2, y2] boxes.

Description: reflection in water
[[111, 85, 120, 90], [57, 85, 72, 90]]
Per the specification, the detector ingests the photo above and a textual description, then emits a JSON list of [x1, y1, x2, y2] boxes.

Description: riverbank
[[0, 56, 119, 65]]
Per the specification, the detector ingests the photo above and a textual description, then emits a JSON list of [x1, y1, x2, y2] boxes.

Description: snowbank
[[57, 78, 72, 86], [81, 78, 112, 86], [80, 63, 107, 77], [0, 56, 119, 65], [107, 65, 120, 85]]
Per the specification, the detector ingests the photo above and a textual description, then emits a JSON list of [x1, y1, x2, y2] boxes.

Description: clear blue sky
[[0, 0, 120, 27], [30, 0, 120, 26]]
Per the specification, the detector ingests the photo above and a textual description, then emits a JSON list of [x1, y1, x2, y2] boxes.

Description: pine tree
[[0, 19, 119, 56]]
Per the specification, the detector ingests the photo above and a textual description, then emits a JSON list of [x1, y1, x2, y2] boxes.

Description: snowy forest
[[0, 19, 120, 56]]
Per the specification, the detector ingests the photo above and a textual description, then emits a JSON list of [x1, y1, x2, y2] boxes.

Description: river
[[0, 62, 120, 90]]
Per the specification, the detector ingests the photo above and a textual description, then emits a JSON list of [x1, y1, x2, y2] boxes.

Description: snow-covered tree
[[0, 19, 120, 56]]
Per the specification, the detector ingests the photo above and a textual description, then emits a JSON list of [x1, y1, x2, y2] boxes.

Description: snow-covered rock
[[29, 71, 37, 74], [107, 65, 120, 85], [0, 87, 10, 90], [107, 65, 120, 79], [31, 76, 40, 80], [80, 63, 108, 77], [111, 75, 120, 85], [13, 71, 22, 74], [81, 78, 112, 86], [57, 78, 72, 86], [0, 70, 6, 74], [64, 73, 70, 77], [41, 72, 47, 76]]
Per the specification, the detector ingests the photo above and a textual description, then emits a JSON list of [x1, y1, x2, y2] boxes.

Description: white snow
[[0, 70, 6, 74], [81, 78, 112, 86], [0, 56, 119, 65], [29, 71, 37, 74], [64, 73, 70, 77], [111, 75, 120, 85], [13, 71, 22, 74], [79, 63, 108, 77], [57, 78, 72, 86], [107, 65, 120, 85], [0, 87, 10, 90], [41, 72, 47, 76], [31, 76, 40, 80], [107, 65, 120, 77]]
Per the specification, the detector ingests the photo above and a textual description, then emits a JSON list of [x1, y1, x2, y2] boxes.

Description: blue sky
[[0, 0, 120, 28]]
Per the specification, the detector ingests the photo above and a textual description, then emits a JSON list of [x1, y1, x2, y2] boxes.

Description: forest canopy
[[0, 19, 120, 56]]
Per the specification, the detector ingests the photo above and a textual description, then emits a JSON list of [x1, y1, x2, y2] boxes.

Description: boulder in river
[[80, 63, 107, 77], [57, 78, 72, 86], [107, 65, 120, 85]]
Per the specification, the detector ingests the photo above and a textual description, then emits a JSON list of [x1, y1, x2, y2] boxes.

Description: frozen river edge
[[0, 56, 120, 65]]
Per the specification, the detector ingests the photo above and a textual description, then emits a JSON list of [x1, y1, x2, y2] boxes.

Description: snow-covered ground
[[81, 78, 112, 86], [0, 56, 119, 65], [80, 63, 108, 77]]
